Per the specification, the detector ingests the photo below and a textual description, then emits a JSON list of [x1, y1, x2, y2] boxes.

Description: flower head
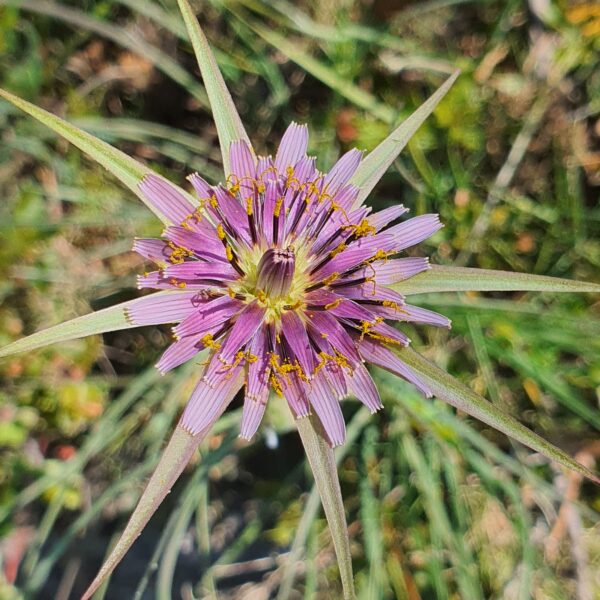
[[130, 123, 448, 446]]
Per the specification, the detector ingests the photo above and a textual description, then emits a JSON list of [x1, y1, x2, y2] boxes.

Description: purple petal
[[281, 371, 311, 418], [163, 226, 227, 263], [312, 235, 395, 281], [293, 155, 318, 185], [305, 290, 375, 322], [261, 180, 278, 243], [173, 295, 242, 338], [358, 337, 432, 397], [212, 187, 252, 244], [188, 172, 213, 199], [323, 149, 363, 195], [125, 291, 204, 326], [310, 371, 346, 447], [400, 304, 452, 328], [240, 393, 268, 440], [371, 257, 431, 284], [164, 261, 239, 282], [306, 310, 360, 363], [139, 174, 197, 226], [256, 155, 276, 182], [323, 361, 347, 399], [280, 310, 316, 377], [368, 205, 409, 231], [246, 327, 271, 402], [275, 122, 309, 171], [386, 214, 443, 251], [156, 335, 204, 374], [218, 301, 266, 365], [346, 363, 382, 413], [229, 140, 256, 181], [137, 271, 211, 291], [365, 320, 411, 346], [180, 357, 244, 435], [133, 238, 172, 265]]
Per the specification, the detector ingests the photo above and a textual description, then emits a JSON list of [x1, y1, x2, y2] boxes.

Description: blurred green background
[[0, 0, 599, 598]]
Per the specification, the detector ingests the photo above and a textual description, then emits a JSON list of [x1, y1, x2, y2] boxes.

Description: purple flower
[[130, 124, 447, 446]]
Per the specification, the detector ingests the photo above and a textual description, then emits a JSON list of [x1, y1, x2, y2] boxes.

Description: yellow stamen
[[329, 243, 346, 258], [274, 197, 284, 217], [322, 272, 340, 286], [201, 333, 221, 350], [324, 298, 343, 310]]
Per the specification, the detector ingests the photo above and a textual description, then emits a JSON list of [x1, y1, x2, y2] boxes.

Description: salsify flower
[[130, 126, 447, 446], [1, 2, 598, 598]]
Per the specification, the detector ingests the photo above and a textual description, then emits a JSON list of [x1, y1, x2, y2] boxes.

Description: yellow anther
[[329, 243, 346, 258], [256, 182, 265, 194], [226, 245, 234, 262], [354, 219, 377, 237], [256, 290, 267, 303], [201, 334, 222, 350], [246, 197, 253, 216], [322, 272, 340, 286], [209, 194, 218, 209], [269, 372, 283, 396], [324, 298, 343, 310], [369, 249, 390, 263], [227, 288, 236, 299], [274, 197, 284, 217], [168, 277, 186, 289], [216, 224, 226, 240]]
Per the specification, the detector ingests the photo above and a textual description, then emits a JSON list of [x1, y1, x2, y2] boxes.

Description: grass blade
[[0, 88, 197, 223], [350, 70, 460, 206], [395, 265, 600, 295], [177, 0, 252, 174], [395, 346, 600, 484]]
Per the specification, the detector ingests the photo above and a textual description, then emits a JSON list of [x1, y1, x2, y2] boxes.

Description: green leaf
[[350, 70, 460, 206], [394, 265, 600, 295], [176, 0, 252, 175], [0, 88, 196, 223], [395, 347, 600, 484], [0, 291, 180, 359], [296, 414, 356, 599]]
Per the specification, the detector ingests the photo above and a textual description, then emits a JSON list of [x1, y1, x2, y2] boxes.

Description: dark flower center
[[256, 248, 295, 298]]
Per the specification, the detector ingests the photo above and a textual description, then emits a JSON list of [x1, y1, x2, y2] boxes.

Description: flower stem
[[296, 414, 356, 599]]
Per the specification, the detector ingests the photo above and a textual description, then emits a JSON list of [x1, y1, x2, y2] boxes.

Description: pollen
[[201, 333, 221, 350], [324, 298, 343, 310], [274, 197, 284, 217]]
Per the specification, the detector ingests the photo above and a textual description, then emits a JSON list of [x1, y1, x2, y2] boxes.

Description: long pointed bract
[[0, 291, 190, 359], [0, 88, 197, 224], [296, 414, 356, 599], [396, 347, 600, 484], [176, 0, 253, 174], [82, 371, 243, 599], [81, 426, 200, 599], [350, 70, 460, 207], [394, 265, 600, 295]]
